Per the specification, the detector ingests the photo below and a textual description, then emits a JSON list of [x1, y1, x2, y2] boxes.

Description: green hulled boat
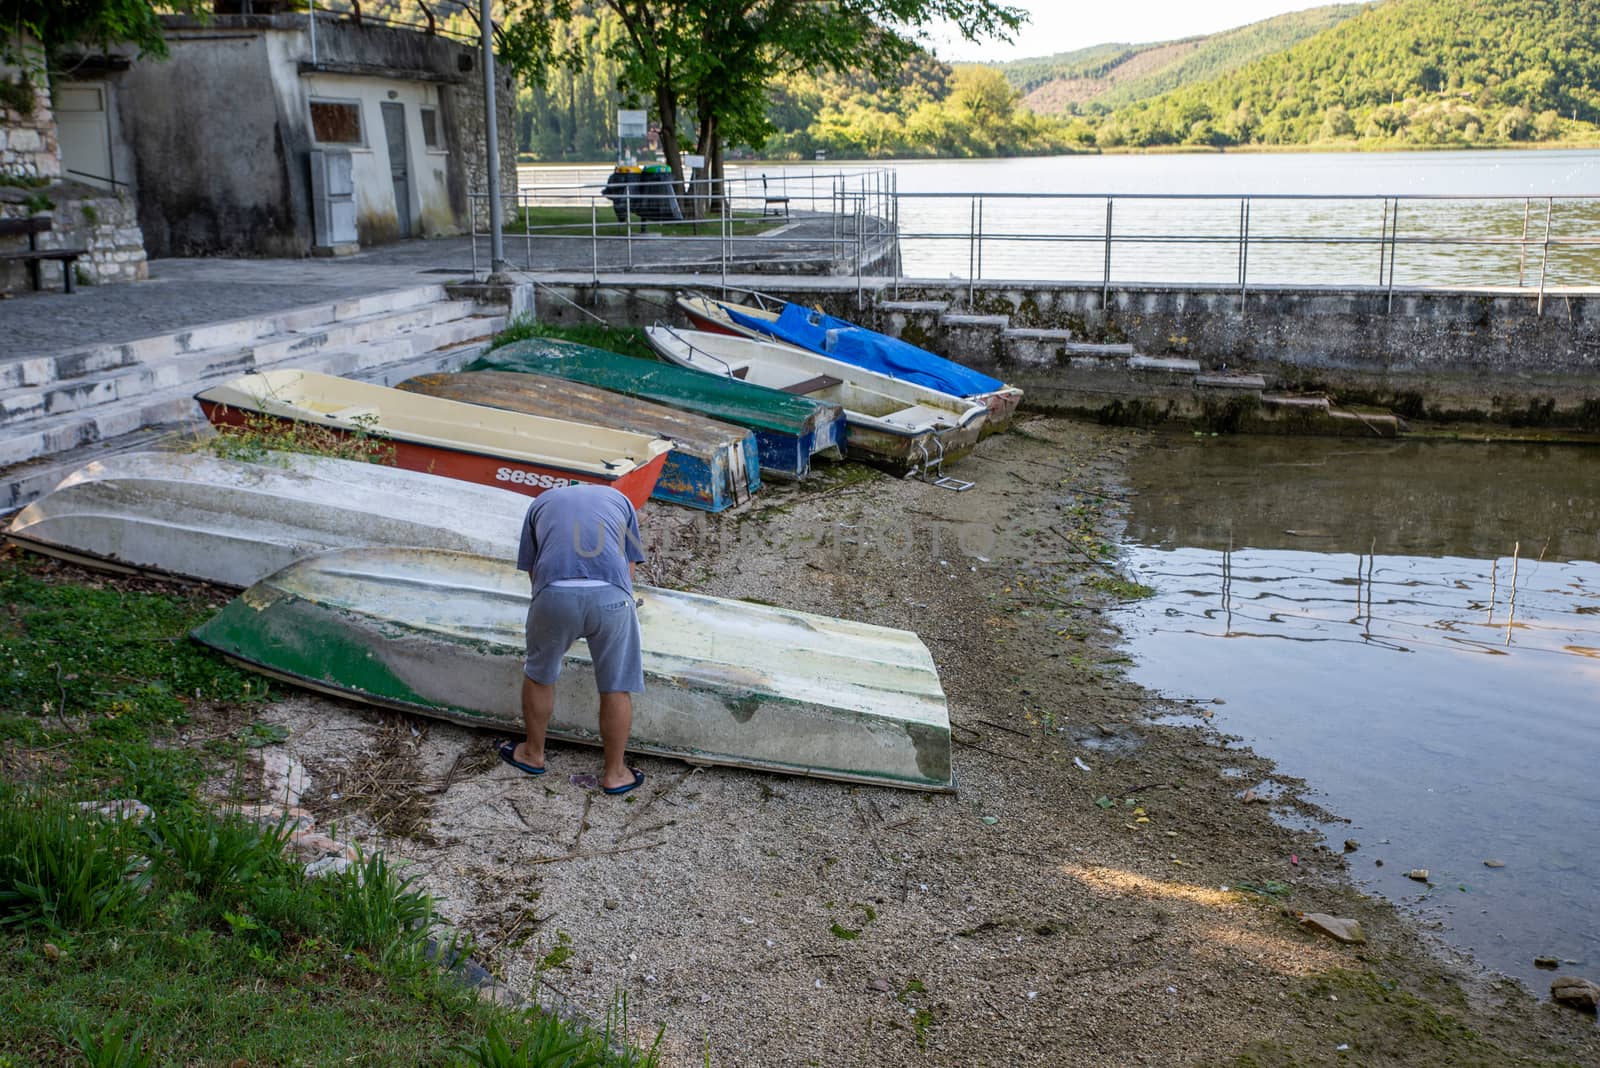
[[468, 338, 845, 480]]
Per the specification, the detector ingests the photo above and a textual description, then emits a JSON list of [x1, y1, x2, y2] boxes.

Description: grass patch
[[1084, 573, 1156, 600], [489, 316, 656, 361], [503, 204, 780, 238], [0, 551, 663, 1065]]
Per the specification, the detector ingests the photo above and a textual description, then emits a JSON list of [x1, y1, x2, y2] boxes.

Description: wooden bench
[[0, 216, 86, 293], [761, 176, 790, 218]]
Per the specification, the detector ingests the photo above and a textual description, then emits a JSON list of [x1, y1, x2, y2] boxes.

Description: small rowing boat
[[467, 338, 844, 481], [5, 450, 530, 587], [679, 292, 1023, 433], [192, 548, 956, 792], [644, 324, 988, 478], [398, 370, 760, 513], [195, 369, 672, 508]]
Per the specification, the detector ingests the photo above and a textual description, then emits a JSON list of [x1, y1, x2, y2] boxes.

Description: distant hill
[[1001, 5, 1368, 116], [1083, 0, 1600, 147]]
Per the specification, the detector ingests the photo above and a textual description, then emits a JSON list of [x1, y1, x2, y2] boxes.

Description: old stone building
[[0, 40, 148, 293], [58, 8, 516, 257]]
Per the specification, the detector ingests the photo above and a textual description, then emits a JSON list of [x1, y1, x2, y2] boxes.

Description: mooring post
[[1537, 197, 1552, 317], [1518, 197, 1531, 287], [1238, 197, 1251, 315], [1377, 198, 1389, 287], [1101, 197, 1114, 311], [1386, 198, 1401, 314], [968, 195, 977, 305]]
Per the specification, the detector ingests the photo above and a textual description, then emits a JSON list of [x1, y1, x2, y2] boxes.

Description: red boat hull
[[199, 402, 668, 510]]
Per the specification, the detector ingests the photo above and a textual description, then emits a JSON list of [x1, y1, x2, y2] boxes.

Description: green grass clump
[[0, 552, 664, 1065], [490, 316, 656, 361]]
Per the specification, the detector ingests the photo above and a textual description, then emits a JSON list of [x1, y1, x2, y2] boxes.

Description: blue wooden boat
[[679, 292, 1023, 433], [399, 370, 760, 513], [466, 338, 845, 481]]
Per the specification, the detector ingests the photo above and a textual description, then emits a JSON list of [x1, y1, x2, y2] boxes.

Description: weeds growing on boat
[[195, 407, 397, 466], [492, 316, 656, 361]]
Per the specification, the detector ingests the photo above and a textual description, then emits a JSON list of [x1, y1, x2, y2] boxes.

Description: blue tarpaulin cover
[[724, 303, 1004, 397]]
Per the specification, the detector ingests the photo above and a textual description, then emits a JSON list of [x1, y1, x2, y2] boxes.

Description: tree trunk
[[654, 83, 684, 192], [695, 109, 720, 218]]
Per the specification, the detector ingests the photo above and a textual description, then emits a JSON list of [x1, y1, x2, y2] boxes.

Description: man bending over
[[500, 483, 647, 796]]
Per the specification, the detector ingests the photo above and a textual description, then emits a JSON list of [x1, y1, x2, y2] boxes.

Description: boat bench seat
[[780, 373, 843, 396], [881, 403, 957, 430]]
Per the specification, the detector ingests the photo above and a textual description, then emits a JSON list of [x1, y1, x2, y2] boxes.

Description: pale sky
[[930, 0, 1342, 63]]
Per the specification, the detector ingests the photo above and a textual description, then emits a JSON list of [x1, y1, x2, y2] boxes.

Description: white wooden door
[[56, 83, 114, 191]]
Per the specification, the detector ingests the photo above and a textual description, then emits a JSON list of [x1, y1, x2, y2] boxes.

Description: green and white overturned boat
[[192, 548, 955, 792]]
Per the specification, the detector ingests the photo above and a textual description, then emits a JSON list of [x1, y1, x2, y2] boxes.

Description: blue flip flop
[[602, 768, 645, 796], [498, 741, 546, 776]]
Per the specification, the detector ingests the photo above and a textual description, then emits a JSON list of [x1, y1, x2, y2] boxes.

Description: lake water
[[520, 149, 1600, 287], [1111, 435, 1600, 989]]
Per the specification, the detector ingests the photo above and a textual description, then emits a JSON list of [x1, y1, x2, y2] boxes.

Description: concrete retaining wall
[[532, 276, 1600, 432]]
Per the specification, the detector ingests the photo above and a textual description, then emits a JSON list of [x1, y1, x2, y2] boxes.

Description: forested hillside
[[1001, 5, 1365, 115], [319, 0, 1600, 158], [1085, 0, 1600, 147]]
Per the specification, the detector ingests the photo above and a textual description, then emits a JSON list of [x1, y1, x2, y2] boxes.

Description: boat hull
[[645, 326, 989, 476], [5, 450, 530, 588], [469, 339, 846, 481], [199, 401, 669, 509], [680, 293, 1024, 437], [192, 549, 955, 792], [398, 371, 761, 513]]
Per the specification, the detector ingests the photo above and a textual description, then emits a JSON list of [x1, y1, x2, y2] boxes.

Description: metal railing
[[469, 168, 897, 301], [891, 191, 1600, 313], [469, 173, 1600, 313]]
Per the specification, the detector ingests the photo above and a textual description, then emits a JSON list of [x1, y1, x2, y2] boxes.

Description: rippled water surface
[[1113, 436, 1600, 988]]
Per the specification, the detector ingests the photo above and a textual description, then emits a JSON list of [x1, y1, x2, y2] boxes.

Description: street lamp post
[[481, 0, 508, 277]]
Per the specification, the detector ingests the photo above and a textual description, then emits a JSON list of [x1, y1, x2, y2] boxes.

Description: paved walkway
[[0, 216, 865, 364]]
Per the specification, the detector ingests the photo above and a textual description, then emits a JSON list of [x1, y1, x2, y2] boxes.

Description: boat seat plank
[[780, 373, 843, 396]]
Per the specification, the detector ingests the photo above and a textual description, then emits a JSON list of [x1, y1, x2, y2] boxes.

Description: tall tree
[[505, 0, 1026, 189]]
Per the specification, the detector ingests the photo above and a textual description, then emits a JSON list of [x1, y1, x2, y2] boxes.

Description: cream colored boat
[[196, 369, 673, 507]]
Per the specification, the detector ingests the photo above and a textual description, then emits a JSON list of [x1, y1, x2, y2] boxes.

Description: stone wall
[[0, 42, 61, 182], [0, 186, 149, 292]]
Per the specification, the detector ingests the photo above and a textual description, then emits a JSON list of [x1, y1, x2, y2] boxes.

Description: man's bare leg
[[597, 691, 634, 789], [518, 675, 555, 770]]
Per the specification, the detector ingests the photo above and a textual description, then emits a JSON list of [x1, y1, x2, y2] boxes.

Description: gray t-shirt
[[516, 484, 647, 597]]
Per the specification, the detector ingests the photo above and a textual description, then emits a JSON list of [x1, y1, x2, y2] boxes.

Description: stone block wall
[[0, 43, 62, 181], [451, 68, 518, 232], [0, 188, 149, 292]]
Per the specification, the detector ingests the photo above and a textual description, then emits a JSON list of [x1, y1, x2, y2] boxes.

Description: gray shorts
[[524, 585, 644, 693]]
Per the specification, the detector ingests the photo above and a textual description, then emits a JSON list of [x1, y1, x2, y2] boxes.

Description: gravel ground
[[251, 417, 1600, 1066]]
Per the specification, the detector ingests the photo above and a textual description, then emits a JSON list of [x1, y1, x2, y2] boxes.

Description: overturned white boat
[[193, 548, 955, 792], [5, 450, 528, 587]]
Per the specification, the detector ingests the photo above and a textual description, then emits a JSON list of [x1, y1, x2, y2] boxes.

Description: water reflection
[[1115, 435, 1600, 988]]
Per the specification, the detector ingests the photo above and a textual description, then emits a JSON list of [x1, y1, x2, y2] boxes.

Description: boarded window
[[420, 106, 440, 149], [309, 100, 363, 145]]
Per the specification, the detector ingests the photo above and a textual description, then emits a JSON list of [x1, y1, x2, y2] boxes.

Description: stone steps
[[0, 300, 479, 428], [0, 284, 450, 392], [0, 335, 498, 517], [0, 313, 503, 471], [0, 282, 508, 513]]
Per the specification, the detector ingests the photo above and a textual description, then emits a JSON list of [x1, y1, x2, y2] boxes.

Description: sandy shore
[[250, 417, 1600, 1065]]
